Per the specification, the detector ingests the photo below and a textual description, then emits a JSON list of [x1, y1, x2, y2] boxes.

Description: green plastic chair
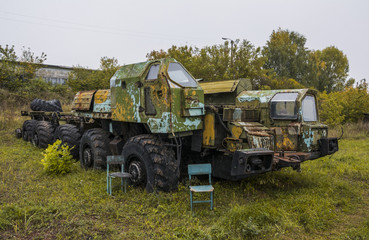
[[107, 155, 132, 195], [188, 163, 214, 211]]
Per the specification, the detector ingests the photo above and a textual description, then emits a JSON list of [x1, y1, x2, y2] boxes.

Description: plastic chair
[[188, 163, 214, 211], [107, 155, 132, 195]]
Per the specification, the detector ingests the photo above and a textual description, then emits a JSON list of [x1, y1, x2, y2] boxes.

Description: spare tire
[[30, 99, 63, 112]]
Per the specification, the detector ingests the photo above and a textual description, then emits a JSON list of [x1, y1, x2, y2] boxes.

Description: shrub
[[319, 86, 369, 126], [40, 139, 73, 175]]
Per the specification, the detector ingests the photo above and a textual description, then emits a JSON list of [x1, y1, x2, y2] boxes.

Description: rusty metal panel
[[247, 135, 274, 150], [199, 80, 240, 94], [93, 89, 111, 113], [203, 112, 215, 146], [223, 108, 259, 122], [72, 90, 96, 111], [182, 88, 204, 117], [224, 137, 243, 152], [274, 127, 298, 151], [233, 122, 272, 136]]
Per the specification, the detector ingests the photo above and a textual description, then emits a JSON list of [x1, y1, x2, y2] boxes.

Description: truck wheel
[[54, 124, 81, 160], [122, 134, 179, 193], [22, 120, 37, 142], [79, 128, 111, 169], [32, 121, 55, 148]]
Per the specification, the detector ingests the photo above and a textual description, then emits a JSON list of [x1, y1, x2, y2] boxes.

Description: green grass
[[1, 125, 369, 239]]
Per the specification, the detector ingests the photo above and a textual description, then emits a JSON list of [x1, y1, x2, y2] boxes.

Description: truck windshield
[[270, 92, 298, 120], [168, 63, 198, 88], [302, 95, 318, 121]]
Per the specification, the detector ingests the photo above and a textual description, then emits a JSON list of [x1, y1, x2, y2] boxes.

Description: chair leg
[[107, 175, 109, 194], [121, 178, 124, 193], [109, 177, 112, 195], [210, 192, 214, 210], [190, 191, 193, 211]]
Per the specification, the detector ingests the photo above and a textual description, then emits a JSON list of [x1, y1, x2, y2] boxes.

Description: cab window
[[270, 92, 298, 120], [145, 64, 160, 80], [167, 62, 197, 87], [302, 95, 318, 121]]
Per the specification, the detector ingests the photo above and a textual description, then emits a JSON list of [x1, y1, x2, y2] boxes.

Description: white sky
[[0, 0, 368, 81]]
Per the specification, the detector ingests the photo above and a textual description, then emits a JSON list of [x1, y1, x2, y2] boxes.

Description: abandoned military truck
[[19, 58, 338, 192]]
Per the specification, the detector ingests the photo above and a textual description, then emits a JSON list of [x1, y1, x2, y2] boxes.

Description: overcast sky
[[0, 0, 368, 81]]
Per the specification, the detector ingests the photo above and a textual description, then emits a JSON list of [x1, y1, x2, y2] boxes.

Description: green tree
[[0, 45, 47, 91], [0, 45, 19, 90], [304, 47, 349, 92], [319, 46, 349, 92], [67, 56, 120, 92], [262, 28, 309, 82], [146, 40, 267, 84]]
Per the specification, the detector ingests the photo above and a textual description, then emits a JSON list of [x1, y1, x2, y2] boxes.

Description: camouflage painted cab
[[69, 58, 205, 192], [235, 89, 338, 161], [109, 58, 204, 134], [200, 84, 338, 179], [71, 58, 204, 135]]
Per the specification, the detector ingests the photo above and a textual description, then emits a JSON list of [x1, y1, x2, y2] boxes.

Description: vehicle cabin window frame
[[167, 62, 198, 88], [270, 92, 299, 120], [302, 95, 318, 122], [145, 64, 160, 81]]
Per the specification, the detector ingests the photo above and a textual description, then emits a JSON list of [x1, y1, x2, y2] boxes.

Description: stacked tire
[[30, 99, 63, 112]]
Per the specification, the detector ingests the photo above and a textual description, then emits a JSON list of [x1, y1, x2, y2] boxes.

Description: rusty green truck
[[19, 58, 338, 192]]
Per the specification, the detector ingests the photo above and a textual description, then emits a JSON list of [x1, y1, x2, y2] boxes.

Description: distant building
[[35, 64, 73, 85]]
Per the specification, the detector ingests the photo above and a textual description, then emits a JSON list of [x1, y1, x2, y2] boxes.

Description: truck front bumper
[[212, 149, 274, 180]]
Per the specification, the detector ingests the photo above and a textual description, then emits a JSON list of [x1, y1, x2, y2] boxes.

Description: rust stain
[[94, 89, 110, 104]]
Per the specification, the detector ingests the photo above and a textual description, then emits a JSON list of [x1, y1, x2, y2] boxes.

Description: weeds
[[329, 121, 369, 139], [1, 121, 369, 239]]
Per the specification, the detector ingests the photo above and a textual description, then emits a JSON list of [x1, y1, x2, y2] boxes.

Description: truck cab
[[109, 58, 204, 135], [234, 89, 338, 161]]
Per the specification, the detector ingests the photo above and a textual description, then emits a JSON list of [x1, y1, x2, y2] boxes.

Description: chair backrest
[[107, 155, 125, 165], [188, 163, 212, 175], [188, 163, 212, 184], [107, 155, 126, 172]]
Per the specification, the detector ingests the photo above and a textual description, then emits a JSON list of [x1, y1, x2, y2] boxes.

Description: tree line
[[1, 28, 368, 125], [147, 28, 353, 93]]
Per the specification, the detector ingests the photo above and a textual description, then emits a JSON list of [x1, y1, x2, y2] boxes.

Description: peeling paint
[[233, 108, 242, 121], [147, 112, 171, 133]]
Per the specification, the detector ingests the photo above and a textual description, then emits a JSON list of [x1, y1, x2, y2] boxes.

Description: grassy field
[[1, 119, 369, 239]]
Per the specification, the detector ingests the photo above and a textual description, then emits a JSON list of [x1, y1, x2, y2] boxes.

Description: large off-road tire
[[30, 99, 63, 112], [22, 120, 37, 142], [54, 124, 81, 160], [79, 128, 111, 169], [122, 134, 179, 193], [32, 121, 55, 148]]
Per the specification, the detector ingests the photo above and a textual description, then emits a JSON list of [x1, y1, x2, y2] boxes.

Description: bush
[[319, 86, 369, 126], [40, 139, 74, 175]]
